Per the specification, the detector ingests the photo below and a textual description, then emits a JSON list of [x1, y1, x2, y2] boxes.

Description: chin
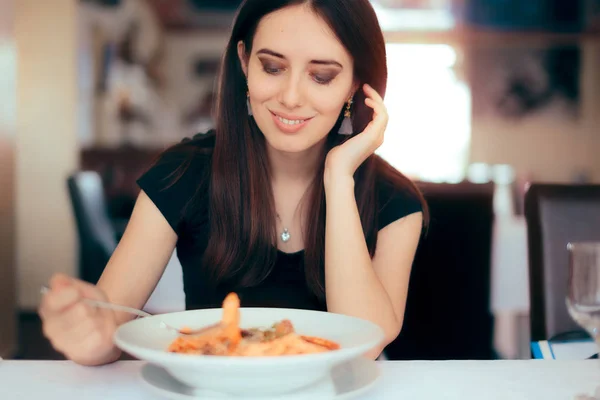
[[264, 134, 316, 154]]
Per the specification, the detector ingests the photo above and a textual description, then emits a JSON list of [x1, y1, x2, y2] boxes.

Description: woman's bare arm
[[97, 190, 178, 325]]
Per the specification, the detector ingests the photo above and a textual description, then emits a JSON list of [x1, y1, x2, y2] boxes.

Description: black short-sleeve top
[[137, 133, 423, 311]]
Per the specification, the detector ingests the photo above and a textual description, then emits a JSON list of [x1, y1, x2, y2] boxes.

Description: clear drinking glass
[[566, 242, 600, 354]]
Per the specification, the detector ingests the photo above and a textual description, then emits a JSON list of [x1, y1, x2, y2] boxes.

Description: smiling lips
[[270, 111, 314, 134]]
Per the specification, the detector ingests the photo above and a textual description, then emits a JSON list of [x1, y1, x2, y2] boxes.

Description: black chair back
[[524, 183, 600, 341], [67, 171, 117, 283], [385, 182, 496, 360]]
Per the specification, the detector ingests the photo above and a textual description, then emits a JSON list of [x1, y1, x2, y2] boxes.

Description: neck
[[268, 142, 324, 252], [267, 141, 325, 186]]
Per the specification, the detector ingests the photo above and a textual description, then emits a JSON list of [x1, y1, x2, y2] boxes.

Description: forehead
[[252, 4, 352, 65]]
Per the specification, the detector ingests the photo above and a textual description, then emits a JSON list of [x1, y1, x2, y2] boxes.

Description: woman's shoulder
[[164, 130, 216, 162], [149, 130, 215, 174], [136, 130, 215, 232], [179, 130, 217, 152], [373, 156, 426, 231]]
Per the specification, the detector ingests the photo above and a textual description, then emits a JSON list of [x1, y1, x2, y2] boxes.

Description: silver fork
[[40, 286, 220, 336]]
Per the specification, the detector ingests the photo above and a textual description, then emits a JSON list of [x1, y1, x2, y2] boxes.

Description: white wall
[[16, 0, 79, 310], [161, 31, 229, 137], [470, 43, 600, 183], [163, 31, 228, 115]]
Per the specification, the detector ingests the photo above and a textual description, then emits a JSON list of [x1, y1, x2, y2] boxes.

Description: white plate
[[114, 307, 384, 396], [140, 356, 381, 400]]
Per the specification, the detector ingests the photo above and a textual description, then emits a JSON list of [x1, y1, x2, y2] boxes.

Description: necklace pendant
[[280, 228, 291, 243]]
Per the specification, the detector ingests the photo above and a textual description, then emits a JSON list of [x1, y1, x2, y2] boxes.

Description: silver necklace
[[276, 214, 291, 243]]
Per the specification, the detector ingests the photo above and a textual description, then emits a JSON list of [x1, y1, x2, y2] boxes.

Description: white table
[[2, 360, 598, 399]]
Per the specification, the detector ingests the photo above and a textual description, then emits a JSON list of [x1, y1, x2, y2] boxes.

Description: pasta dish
[[168, 293, 340, 356]]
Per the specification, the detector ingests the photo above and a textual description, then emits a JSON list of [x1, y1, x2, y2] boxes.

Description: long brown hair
[[169, 0, 428, 302]]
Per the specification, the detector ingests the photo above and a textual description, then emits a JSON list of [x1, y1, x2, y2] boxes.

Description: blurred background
[[1, 0, 600, 362]]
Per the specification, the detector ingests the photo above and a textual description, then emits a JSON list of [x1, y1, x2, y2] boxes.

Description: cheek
[[310, 94, 346, 117], [248, 74, 279, 103], [308, 94, 346, 137], [251, 86, 275, 103]]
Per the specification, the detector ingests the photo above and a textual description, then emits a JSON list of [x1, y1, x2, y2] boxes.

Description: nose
[[278, 75, 303, 110]]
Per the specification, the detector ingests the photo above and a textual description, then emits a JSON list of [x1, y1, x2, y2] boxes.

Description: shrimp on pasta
[[168, 293, 340, 356]]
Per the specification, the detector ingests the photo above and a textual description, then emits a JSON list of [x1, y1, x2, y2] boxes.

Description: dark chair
[[524, 183, 600, 341], [67, 171, 117, 284], [385, 181, 496, 360]]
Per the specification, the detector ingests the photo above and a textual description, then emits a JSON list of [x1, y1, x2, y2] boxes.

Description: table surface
[[1, 360, 598, 400]]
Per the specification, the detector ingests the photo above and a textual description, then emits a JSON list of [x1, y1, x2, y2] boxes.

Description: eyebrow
[[256, 48, 343, 69]]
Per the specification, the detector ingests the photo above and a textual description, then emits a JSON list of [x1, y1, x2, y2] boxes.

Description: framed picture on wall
[[467, 44, 581, 120]]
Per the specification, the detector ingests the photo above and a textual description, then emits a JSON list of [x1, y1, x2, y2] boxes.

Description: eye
[[264, 66, 283, 75], [312, 74, 335, 85], [261, 62, 284, 75]]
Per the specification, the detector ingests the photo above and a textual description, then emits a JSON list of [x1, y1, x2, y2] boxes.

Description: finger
[[49, 316, 103, 355], [50, 273, 73, 291], [59, 302, 99, 332], [364, 98, 387, 131], [365, 96, 388, 121], [39, 286, 81, 319], [43, 312, 87, 348], [43, 301, 106, 344], [364, 97, 381, 116], [51, 273, 107, 302], [363, 84, 384, 104], [68, 278, 107, 302], [40, 273, 78, 318], [41, 301, 96, 345]]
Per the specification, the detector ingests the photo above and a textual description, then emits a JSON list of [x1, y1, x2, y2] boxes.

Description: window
[[377, 44, 471, 183]]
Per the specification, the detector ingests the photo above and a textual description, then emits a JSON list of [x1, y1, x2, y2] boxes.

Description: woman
[[39, 0, 428, 366]]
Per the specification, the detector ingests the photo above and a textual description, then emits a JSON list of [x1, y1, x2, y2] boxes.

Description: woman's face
[[238, 4, 356, 154]]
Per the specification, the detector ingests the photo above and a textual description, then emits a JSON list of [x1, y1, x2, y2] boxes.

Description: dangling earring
[[246, 91, 253, 116], [338, 97, 353, 135]]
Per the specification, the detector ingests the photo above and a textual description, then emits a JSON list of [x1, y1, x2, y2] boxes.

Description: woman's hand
[[325, 84, 388, 186], [39, 273, 121, 366]]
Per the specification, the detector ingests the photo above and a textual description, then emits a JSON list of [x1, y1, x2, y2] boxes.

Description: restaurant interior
[[0, 0, 599, 398]]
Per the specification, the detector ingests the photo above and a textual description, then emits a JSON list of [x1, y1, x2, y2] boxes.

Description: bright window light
[[378, 44, 471, 183]]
